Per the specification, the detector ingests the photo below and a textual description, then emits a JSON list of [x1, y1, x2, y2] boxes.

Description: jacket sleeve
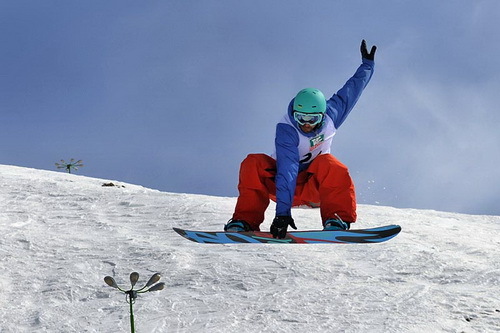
[[327, 58, 375, 129], [275, 123, 299, 217]]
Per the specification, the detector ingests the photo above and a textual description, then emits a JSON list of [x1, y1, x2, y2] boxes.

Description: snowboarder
[[225, 40, 377, 239]]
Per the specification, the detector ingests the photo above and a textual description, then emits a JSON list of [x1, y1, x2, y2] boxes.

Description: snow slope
[[0, 164, 499, 332]]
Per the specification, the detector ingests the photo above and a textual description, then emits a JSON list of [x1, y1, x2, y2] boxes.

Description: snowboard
[[173, 224, 401, 244]]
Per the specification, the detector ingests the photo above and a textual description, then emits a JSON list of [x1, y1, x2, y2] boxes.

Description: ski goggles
[[293, 111, 324, 126]]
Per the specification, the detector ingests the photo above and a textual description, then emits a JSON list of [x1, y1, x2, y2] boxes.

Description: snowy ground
[[0, 164, 499, 332]]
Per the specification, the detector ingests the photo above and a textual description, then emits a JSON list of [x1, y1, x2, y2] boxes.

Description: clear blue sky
[[1, 1, 499, 216]]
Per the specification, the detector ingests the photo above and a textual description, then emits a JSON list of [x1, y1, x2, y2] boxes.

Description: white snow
[[0, 164, 499, 332]]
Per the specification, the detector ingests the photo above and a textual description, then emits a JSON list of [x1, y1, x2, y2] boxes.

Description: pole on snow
[[55, 158, 84, 174], [104, 272, 165, 333]]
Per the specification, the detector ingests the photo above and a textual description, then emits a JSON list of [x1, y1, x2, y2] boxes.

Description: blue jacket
[[274, 59, 375, 216]]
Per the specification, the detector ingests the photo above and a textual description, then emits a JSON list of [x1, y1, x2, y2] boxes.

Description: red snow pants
[[232, 153, 357, 231]]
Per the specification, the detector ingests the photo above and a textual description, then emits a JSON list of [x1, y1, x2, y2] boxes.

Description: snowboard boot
[[224, 220, 252, 232], [323, 218, 350, 231]]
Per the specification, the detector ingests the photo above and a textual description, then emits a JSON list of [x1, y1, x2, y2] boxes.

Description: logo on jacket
[[309, 134, 324, 151]]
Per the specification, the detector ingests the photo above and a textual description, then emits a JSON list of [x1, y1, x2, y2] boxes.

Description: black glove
[[270, 216, 297, 239], [360, 39, 377, 61]]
